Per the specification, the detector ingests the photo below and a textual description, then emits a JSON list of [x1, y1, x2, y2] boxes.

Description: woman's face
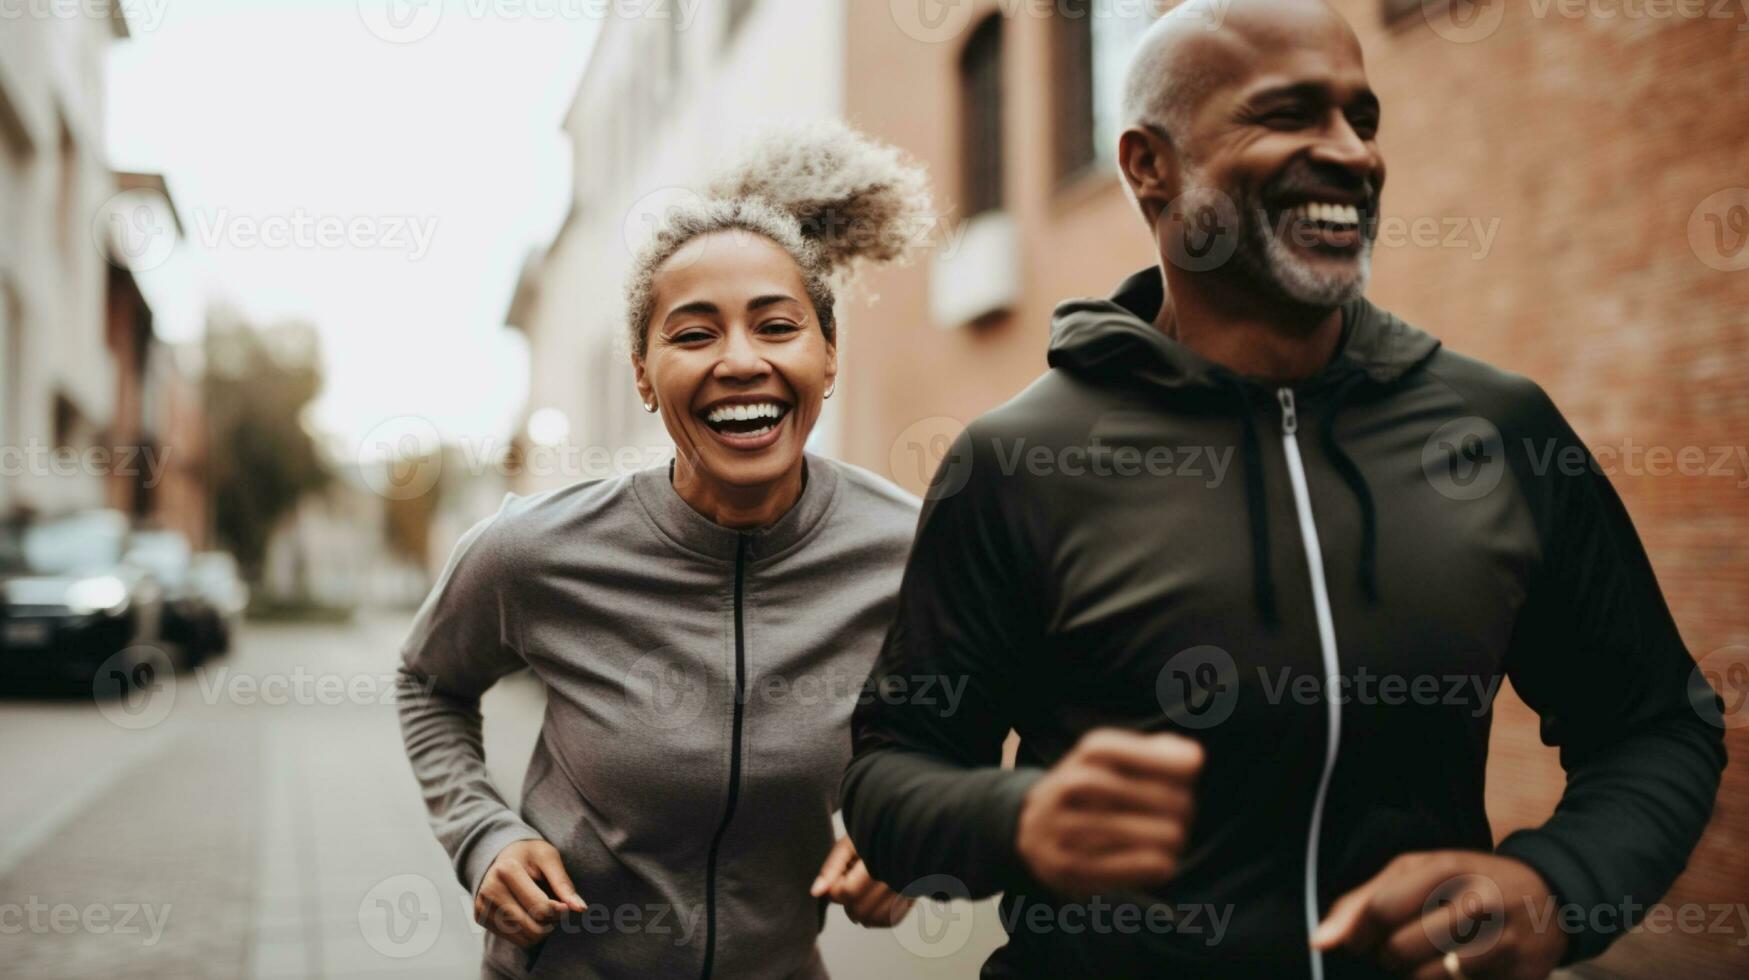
[[634, 231, 837, 491]]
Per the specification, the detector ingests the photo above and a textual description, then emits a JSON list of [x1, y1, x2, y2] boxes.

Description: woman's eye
[[670, 329, 714, 344], [759, 320, 802, 335]]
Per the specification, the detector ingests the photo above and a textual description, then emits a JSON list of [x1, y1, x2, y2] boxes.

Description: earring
[[823, 384, 835, 400], [643, 401, 657, 413]]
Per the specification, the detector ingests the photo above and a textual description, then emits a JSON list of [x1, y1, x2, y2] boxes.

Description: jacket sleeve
[[840, 428, 1047, 899], [1491, 384, 1727, 964], [396, 496, 543, 897]]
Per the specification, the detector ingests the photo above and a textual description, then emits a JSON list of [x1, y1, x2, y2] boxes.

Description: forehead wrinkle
[[1128, 0, 1365, 131]]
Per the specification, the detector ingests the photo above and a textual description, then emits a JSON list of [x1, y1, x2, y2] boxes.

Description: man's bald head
[[1121, 0, 1364, 161]]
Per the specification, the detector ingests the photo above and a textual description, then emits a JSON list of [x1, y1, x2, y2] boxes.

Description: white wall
[[0, 10, 127, 514]]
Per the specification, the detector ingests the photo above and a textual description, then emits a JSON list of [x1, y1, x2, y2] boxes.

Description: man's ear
[[823, 341, 838, 399], [1118, 125, 1179, 229]]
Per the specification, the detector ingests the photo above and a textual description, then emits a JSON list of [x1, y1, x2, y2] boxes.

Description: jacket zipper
[[700, 533, 750, 980], [1277, 388, 1344, 980]]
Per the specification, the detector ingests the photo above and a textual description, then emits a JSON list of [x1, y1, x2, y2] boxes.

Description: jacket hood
[[1047, 266, 1442, 392]]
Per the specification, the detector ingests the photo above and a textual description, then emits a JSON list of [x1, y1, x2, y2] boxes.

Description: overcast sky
[[106, 0, 597, 458]]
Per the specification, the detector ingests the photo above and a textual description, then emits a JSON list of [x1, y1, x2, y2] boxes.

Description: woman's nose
[[713, 327, 769, 380]]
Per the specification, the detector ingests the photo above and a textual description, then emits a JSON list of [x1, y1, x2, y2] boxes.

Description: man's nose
[[1308, 116, 1379, 183]]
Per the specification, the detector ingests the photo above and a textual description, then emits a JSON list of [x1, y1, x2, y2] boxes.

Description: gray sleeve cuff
[[461, 819, 547, 899]]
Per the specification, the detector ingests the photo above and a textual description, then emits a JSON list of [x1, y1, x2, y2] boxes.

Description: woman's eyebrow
[[747, 294, 802, 312], [663, 300, 719, 325]]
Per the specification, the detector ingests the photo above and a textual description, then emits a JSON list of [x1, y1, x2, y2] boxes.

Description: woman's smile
[[696, 396, 794, 451]]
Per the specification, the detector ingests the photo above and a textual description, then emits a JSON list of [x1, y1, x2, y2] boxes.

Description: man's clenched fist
[[1016, 728, 1203, 896]]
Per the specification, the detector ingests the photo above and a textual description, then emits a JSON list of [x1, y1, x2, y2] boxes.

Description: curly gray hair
[[624, 120, 935, 359]]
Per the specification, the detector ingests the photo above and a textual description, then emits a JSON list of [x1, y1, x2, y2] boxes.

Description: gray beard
[[1181, 173, 1374, 310]]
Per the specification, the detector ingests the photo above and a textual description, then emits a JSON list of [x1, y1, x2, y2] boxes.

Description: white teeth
[[705, 402, 786, 425], [1293, 202, 1360, 227]]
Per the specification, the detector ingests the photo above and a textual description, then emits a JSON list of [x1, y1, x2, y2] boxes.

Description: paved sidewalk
[[0, 612, 1004, 979]]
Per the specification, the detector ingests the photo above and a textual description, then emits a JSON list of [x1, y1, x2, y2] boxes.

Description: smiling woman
[[397, 121, 942, 980], [625, 121, 934, 527]]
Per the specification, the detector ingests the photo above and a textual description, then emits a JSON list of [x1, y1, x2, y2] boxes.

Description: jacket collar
[[1049, 266, 1442, 394], [630, 452, 840, 563]]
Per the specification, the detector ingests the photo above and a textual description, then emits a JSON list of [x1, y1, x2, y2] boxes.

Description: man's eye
[[1349, 113, 1380, 139], [1263, 107, 1312, 127]]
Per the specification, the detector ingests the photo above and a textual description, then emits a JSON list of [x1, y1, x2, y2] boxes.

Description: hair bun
[[706, 120, 935, 276]]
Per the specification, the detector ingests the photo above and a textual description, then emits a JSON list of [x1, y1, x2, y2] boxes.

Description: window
[[959, 15, 1005, 217], [1054, 0, 1155, 181]]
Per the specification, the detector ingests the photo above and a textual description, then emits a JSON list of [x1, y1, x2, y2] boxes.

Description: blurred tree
[[203, 311, 331, 584], [382, 448, 442, 570]]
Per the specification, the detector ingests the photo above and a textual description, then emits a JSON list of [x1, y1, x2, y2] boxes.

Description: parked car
[[126, 528, 225, 664], [189, 551, 247, 656], [0, 510, 168, 695]]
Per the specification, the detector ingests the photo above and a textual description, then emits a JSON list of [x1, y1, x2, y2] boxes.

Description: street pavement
[[0, 611, 1006, 979]]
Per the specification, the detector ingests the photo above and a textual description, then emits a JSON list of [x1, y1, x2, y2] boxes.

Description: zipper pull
[[1277, 387, 1298, 435]]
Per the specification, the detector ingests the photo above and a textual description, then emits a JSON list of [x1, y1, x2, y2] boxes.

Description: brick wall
[[1350, 7, 1749, 976], [842, 2, 1748, 975]]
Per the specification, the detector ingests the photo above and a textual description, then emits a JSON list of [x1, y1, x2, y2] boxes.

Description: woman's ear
[[1118, 125, 1179, 229], [632, 352, 655, 411]]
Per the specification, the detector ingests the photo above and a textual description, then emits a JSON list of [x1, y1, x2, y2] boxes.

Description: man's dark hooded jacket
[[842, 268, 1726, 978]]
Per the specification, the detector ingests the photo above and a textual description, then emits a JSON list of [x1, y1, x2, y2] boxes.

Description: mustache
[[1261, 164, 1379, 211]]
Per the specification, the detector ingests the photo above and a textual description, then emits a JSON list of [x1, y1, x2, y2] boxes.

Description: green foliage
[[203, 314, 330, 583]]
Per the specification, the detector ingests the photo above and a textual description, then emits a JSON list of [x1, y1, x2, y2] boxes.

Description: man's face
[[1175, 18, 1385, 309]]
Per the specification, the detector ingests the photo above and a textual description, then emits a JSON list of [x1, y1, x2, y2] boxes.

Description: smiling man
[[841, 1, 1726, 978]]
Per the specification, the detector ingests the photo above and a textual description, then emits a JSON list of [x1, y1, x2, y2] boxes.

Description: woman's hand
[[811, 835, 914, 928], [475, 839, 588, 949], [1312, 851, 1569, 979]]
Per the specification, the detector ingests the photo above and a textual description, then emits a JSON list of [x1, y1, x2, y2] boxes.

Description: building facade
[[0, 4, 133, 515], [840, 2, 1748, 976]]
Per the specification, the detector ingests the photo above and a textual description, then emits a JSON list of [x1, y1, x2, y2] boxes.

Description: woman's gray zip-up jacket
[[398, 455, 919, 979]]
